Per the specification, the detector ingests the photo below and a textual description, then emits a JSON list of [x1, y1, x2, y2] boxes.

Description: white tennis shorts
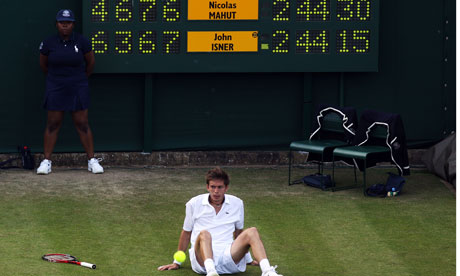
[[189, 244, 247, 274]]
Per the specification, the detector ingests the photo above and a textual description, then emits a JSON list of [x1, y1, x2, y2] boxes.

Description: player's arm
[[157, 230, 191, 271], [177, 230, 191, 252]]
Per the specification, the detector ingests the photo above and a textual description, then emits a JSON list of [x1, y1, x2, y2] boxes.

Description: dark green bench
[[332, 123, 391, 194], [288, 111, 350, 185]]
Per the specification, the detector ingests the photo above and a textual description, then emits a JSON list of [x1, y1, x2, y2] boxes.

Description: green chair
[[288, 111, 353, 185], [332, 123, 391, 194]]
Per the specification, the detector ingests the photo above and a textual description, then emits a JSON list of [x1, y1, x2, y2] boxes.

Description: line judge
[[37, 9, 103, 175]]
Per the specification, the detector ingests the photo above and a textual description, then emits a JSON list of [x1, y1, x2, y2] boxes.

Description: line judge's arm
[[39, 54, 48, 74], [157, 230, 191, 271], [84, 51, 95, 77]]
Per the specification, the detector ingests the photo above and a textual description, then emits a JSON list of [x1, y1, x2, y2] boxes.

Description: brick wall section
[[0, 150, 427, 168]]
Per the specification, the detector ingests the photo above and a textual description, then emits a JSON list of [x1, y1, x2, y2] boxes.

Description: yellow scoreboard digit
[[91, 31, 108, 53], [115, 31, 133, 54], [272, 0, 290, 21], [91, 0, 109, 22], [115, 0, 133, 22], [163, 31, 180, 53], [139, 31, 156, 54], [163, 0, 181, 22], [139, 0, 157, 21], [272, 30, 289, 53]]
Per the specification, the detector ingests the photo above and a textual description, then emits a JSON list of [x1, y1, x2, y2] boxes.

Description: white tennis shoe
[[206, 270, 219, 276], [88, 158, 104, 174], [262, 265, 283, 276], [36, 159, 52, 175]]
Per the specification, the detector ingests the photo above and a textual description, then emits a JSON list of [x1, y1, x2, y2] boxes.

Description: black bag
[[385, 172, 405, 195], [302, 174, 334, 190], [0, 146, 35, 170], [365, 184, 387, 197], [19, 146, 35, 170], [366, 173, 405, 197], [0, 157, 18, 169]]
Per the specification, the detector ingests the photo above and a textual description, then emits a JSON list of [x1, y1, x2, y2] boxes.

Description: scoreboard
[[82, 0, 380, 73]]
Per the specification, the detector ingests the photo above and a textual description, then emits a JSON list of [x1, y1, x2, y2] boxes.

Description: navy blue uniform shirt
[[39, 32, 92, 111], [40, 32, 91, 80]]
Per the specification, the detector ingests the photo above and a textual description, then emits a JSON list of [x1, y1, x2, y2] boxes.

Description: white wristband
[[173, 260, 182, 266]]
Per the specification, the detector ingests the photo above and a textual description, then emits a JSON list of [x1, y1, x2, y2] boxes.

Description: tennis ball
[[174, 251, 186, 263]]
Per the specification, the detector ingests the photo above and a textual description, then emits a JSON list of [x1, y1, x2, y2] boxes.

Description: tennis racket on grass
[[42, 253, 96, 269]]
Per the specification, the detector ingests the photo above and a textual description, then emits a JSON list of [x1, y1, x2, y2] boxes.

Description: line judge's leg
[[43, 111, 65, 160], [71, 109, 94, 159]]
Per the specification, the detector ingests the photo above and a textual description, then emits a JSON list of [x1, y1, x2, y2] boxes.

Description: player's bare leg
[[194, 230, 214, 266], [230, 227, 267, 262], [194, 230, 219, 276], [230, 227, 283, 276]]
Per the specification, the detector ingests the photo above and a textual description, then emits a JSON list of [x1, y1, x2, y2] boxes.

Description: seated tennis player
[[158, 167, 283, 276]]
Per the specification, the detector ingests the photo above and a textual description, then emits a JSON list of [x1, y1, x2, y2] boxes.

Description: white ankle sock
[[259, 258, 271, 273], [204, 258, 216, 273]]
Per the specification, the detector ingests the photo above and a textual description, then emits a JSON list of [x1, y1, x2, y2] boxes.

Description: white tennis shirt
[[183, 193, 244, 255]]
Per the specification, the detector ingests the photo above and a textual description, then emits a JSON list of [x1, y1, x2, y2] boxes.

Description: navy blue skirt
[[44, 76, 90, 111]]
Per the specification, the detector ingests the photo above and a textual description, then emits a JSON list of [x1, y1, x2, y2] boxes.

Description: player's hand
[[248, 260, 259, 266], [157, 263, 180, 271]]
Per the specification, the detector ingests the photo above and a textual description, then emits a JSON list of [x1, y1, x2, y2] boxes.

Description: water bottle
[[387, 187, 397, 197]]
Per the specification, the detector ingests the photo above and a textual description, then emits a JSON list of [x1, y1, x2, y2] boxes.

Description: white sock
[[259, 258, 271, 273], [204, 258, 216, 273]]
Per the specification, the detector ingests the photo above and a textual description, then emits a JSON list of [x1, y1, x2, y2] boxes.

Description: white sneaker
[[88, 158, 104, 174], [37, 159, 52, 175], [262, 266, 283, 276], [206, 270, 219, 276]]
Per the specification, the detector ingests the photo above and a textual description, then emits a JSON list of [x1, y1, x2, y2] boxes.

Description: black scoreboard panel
[[83, 0, 380, 73]]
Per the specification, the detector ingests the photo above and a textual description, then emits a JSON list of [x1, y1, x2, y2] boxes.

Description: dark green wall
[[0, 0, 455, 153]]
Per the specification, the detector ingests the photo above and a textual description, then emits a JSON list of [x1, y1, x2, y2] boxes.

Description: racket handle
[[80, 262, 96, 269]]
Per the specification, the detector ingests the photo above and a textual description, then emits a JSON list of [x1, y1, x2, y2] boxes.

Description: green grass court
[[0, 167, 455, 275]]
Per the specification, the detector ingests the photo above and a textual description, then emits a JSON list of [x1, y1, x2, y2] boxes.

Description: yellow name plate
[[187, 31, 258, 52], [188, 0, 259, 20]]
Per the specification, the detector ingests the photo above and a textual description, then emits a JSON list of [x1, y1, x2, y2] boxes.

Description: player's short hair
[[206, 167, 230, 186]]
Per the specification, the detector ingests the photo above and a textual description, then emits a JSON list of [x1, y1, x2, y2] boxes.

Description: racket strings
[[44, 254, 76, 261]]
